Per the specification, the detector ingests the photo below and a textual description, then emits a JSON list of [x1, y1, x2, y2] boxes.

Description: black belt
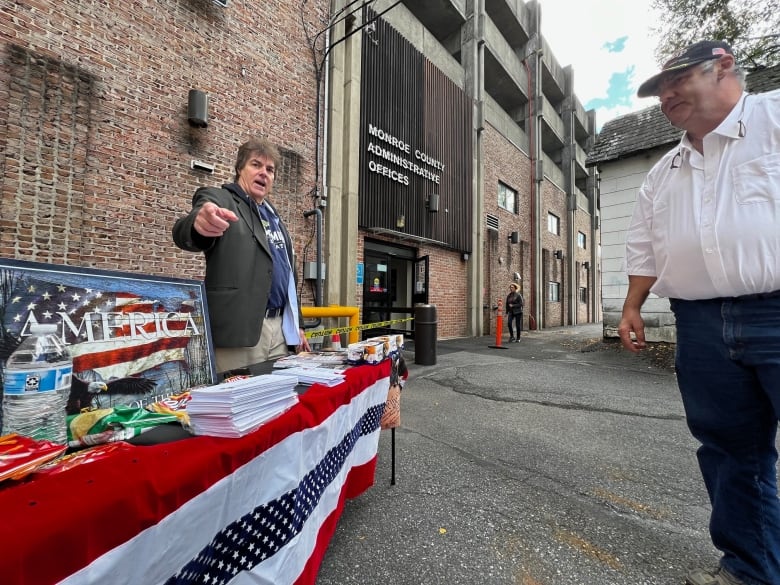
[[265, 307, 283, 318]]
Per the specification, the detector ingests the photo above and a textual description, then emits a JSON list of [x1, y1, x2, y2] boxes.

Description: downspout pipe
[[303, 208, 323, 307], [522, 34, 543, 330], [474, 0, 485, 338], [522, 57, 536, 329]]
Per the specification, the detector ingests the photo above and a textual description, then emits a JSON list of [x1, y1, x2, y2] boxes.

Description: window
[[577, 231, 586, 249], [548, 212, 560, 235], [548, 281, 560, 302], [498, 182, 517, 213], [579, 287, 588, 304]]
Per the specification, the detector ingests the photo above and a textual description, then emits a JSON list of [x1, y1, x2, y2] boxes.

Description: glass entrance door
[[363, 251, 393, 339], [362, 249, 417, 340]]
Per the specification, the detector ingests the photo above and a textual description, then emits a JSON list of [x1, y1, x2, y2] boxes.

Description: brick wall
[[419, 242, 468, 339], [0, 0, 328, 305], [481, 124, 532, 334], [574, 208, 598, 323], [542, 180, 567, 328], [480, 122, 584, 331]]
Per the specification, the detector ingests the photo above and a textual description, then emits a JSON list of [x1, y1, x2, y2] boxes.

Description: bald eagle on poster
[[66, 372, 157, 415]]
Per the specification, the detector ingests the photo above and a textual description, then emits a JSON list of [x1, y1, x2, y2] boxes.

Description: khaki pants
[[214, 316, 289, 373]]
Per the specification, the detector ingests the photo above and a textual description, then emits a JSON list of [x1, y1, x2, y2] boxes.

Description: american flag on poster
[[66, 290, 196, 380], [0, 261, 215, 417]]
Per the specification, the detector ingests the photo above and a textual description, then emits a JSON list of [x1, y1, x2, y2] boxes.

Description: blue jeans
[[670, 294, 780, 585]]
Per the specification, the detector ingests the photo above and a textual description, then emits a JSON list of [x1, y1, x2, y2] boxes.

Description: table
[[0, 360, 392, 585]]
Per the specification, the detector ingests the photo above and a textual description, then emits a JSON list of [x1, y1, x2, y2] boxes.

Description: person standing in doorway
[[618, 40, 780, 585], [173, 137, 310, 373], [505, 282, 524, 342]]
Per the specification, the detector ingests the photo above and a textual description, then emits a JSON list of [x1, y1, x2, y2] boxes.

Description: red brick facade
[[0, 0, 328, 315]]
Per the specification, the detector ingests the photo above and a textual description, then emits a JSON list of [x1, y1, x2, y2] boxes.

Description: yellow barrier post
[[301, 305, 360, 345], [302, 307, 415, 343]]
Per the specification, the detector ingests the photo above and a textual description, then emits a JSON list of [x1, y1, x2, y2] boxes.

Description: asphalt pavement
[[315, 323, 724, 585]]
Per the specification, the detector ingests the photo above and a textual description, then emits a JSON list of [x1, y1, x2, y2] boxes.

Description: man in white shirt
[[619, 40, 780, 585]]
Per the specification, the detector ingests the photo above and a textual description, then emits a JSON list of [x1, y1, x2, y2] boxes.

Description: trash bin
[[414, 304, 437, 365]]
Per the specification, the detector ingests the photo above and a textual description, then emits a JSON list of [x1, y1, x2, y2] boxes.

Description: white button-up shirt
[[626, 89, 780, 299]]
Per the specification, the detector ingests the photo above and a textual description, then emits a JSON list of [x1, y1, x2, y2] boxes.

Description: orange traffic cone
[[331, 333, 342, 351], [489, 299, 508, 350]]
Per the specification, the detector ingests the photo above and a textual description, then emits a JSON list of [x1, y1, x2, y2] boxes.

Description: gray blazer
[[172, 183, 301, 348]]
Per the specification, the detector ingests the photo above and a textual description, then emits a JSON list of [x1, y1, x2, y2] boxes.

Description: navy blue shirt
[[256, 201, 291, 310]]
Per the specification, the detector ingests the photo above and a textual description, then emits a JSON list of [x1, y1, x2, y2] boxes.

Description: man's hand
[[297, 328, 311, 353], [193, 202, 238, 237], [618, 275, 656, 353], [618, 307, 647, 353]]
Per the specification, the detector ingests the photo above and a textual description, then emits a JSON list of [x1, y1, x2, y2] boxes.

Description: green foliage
[[650, 0, 779, 70]]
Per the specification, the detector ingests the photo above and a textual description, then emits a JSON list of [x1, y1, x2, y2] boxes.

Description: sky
[[538, 0, 664, 130]]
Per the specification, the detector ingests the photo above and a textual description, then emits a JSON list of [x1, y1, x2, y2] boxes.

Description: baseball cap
[[637, 40, 734, 97]]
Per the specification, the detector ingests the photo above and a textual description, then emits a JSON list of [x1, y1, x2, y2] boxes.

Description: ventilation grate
[[486, 214, 499, 232]]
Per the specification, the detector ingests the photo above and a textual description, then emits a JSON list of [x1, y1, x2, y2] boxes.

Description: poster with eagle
[[0, 258, 216, 434]]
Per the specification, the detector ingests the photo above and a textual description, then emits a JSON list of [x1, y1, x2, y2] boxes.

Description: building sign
[[356, 262, 364, 285], [366, 123, 445, 186], [358, 10, 473, 252]]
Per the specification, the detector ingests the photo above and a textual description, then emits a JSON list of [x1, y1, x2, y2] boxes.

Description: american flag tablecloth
[[0, 361, 392, 585]]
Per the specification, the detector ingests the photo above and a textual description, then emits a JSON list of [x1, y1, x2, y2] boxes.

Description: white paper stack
[[271, 366, 346, 387], [272, 351, 348, 369], [186, 375, 300, 438]]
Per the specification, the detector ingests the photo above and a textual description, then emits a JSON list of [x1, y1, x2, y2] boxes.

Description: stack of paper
[[271, 366, 346, 387], [186, 375, 300, 438], [273, 351, 348, 370]]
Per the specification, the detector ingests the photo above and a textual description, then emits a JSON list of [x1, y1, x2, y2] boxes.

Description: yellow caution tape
[[305, 316, 414, 339]]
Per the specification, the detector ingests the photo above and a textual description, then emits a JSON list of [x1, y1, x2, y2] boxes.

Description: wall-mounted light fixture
[[461, 252, 470, 261], [583, 261, 590, 270], [187, 89, 209, 128], [364, 20, 378, 45], [396, 215, 405, 229], [554, 250, 564, 260], [426, 193, 440, 213], [508, 231, 519, 244]]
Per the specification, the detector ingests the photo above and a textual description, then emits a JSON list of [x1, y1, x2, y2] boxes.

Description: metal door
[[363, 251, 393, 339], [412, 255, 429, 306]]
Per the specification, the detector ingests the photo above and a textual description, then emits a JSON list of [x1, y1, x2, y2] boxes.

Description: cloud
[[585, 68, 635, 111], [538, 0, 663, 128], [603, 36, 628, 53]]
